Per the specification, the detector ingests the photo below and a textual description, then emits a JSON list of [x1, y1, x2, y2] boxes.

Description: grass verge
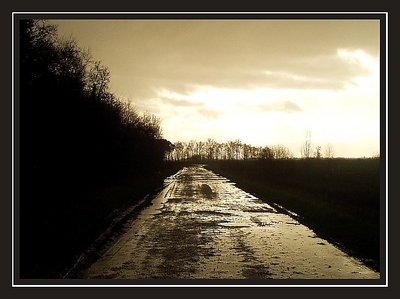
[[204, 159, 380, 271]]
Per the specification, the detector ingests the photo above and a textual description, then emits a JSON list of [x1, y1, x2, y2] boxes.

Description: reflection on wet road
[[84, 165, 379, 279]]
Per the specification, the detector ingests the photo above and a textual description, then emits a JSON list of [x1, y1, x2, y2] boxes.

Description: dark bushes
[[19, 20, 172, 278]]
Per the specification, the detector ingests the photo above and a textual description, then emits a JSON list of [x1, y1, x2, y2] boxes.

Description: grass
[[204, 158, 381, 271]]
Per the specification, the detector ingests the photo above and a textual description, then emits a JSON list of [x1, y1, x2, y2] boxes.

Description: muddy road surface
[[83, 165, 379, 280]]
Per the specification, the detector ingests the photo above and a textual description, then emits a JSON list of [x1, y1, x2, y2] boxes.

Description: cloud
[[159, 96, 202, 108], [259, 100, 302, 113], [282, 101, 302, 112], [52, 20, 380, 157], [337, 48, 378, 73], [196, 108, 220, 119], [111, 49, 378, 103], [56, 20, 378, 100]]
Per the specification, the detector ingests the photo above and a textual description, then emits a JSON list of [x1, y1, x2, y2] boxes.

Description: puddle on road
[[84, 165, 380, 280]]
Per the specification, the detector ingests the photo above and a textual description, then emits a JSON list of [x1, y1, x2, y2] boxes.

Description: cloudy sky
[[52, 19, 380, 157]]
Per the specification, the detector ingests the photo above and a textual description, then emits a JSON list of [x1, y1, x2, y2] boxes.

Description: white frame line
[[11, 11, 389, 288]]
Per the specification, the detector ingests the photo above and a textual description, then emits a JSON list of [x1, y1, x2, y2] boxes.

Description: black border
[[12, 12, 388, 287], [13, 13, 385, 20], [12, 11, 387, 287], [2, 4, 397, 296]]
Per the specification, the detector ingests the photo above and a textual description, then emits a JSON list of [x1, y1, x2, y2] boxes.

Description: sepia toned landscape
[[17, 17, 382, 282]]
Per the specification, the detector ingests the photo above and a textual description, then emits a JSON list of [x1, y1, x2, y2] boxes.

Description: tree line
[[19, 20, 172, 277], [20, 20, 171, 182], [165, 139, 335, 161]]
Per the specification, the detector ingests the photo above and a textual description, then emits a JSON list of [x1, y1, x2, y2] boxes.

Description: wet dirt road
[[83, 165, 379, 280]]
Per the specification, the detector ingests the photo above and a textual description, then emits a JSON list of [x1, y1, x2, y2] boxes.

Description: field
[[205, 158, 381, 271]]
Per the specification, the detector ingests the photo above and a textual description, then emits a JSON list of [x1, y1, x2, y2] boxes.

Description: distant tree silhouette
[[301, 130, 313, 159], [314, 146, 322, 159], [324, 143, 335, 158], [164, 139, 293, 161]]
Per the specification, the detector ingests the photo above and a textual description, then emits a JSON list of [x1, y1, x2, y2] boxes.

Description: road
[[83, 165, 379, 280]]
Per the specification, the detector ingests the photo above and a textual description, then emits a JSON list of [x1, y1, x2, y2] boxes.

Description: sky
[[51, 19, 381, 158]]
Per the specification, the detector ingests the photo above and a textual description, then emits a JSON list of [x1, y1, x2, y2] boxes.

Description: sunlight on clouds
[[263, 70, 333, 86], [155, 57, 379, 158], [337, 48, 378, 71], [52, 19, 380, 157], [337, 48, 379, 92], [142, 51, 379, 158]]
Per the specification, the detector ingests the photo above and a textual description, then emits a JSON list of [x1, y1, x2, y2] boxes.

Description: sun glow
[[151, 48, 379, 157], [52, 20, 380, 158]]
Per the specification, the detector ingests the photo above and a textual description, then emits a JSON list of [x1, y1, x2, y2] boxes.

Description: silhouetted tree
[[165, 140, 296, 161], [19, 20, 172, 278], [324, 143, 335, 158], [314, 146, 322, 159], [301, 130, 313, 159]]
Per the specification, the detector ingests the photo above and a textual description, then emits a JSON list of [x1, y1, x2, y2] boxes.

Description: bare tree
[[214, 142, 222, 160], [301, 130, 312, 159], [372, 151, 380, 159], [186, 140, 195, 160], [324, 143, 335, 158], [205, 138, 215, 160], [88, 61, 110, 99], [221, 143, 229, 160], [242, 144, 251, 160], [195, 141, 204, 160], [226, 141, 235, 160], [168, 139, 299, 161], [272, 145, 292, 159], [314, 146, 322, 159], [174, 142, 184, 161], [233, 139, 242, 160], [260, 146, 273, 159], [140, 112, 163, 139]]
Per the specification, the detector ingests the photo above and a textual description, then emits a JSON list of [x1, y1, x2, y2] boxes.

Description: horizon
[[50, 19, 381, 158]]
